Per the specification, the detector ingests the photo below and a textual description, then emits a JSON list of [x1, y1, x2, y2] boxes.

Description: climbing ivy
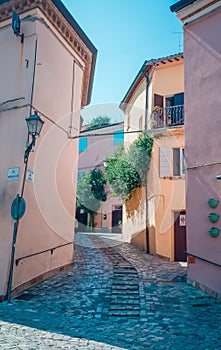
[[128, 133, 153, 184], [104, 133, 153, 201]]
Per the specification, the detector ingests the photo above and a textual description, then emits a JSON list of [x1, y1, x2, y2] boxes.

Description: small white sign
[[26, 169, 34, 183], [179, 214, 186, 226], [7, 167, 20, 181]]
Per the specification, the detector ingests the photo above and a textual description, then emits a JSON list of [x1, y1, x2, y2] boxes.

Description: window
[[114, 130, 124, 145], [173, 148, 185, 176], [165, 93, 184, 107], [159, 147, 185, 178], [79, 137, 87, 152]]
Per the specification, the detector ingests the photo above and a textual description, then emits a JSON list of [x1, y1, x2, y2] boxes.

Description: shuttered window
[[159, 146, 170, 178], [173, 148, 185, 176], [154, 94, 164, 108], [173, 148, 181, 176]]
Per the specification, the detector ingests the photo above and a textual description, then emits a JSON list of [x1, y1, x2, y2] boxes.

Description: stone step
[[113, 270, 138, 275], [109, 310, 140, 317], [109, 304, 140, 311], [113, 266, 136, 270], [112, 288, 139, 293], [113, 274, 137, 277], [112, 278, 137, 286], [112, 283, 139, 290], [110, 298, 140, 305]]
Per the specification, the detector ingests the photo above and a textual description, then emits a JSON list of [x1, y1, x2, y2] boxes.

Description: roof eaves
[[52, 0, 97, 55], [119, 60, 154, 109], [0, 0, 97, 106], [80, 121, 124, 134], [51, 0, 97, 105], [170, 0, 198, 12], [120, 52, 184, 110]]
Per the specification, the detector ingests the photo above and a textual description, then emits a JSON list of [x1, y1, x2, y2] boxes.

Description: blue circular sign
[[11, 196, 26, 221]]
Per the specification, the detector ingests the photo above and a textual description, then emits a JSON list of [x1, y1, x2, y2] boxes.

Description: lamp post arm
[[24, 135, 36, 164]]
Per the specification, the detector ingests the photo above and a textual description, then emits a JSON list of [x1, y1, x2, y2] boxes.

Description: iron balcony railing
[[151, 105, 184, 128]]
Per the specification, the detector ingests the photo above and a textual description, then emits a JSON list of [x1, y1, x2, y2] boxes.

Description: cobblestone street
[[0, 233, 220, 349]]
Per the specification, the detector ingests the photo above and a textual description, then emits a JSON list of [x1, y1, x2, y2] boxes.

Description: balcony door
[[165, 93, 184, 125], [154, 94, 164, 126]]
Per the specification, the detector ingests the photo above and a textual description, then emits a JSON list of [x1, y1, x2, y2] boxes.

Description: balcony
[[151, 105, 184, 129]]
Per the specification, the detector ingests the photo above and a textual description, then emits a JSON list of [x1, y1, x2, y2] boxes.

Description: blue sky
[[62, 0, 182, 123]]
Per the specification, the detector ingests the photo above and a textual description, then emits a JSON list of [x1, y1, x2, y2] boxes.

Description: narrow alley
[[0, 233, 220, 349]]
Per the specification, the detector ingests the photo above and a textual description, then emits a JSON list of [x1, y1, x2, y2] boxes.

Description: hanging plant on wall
[[104, 133, 153, 201]]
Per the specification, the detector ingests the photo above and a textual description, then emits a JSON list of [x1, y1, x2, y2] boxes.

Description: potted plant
[[167, 116, 172, 125], [208, 213, 220, 223], [209, 227, 220, 237], [208, 198, 219, 208]]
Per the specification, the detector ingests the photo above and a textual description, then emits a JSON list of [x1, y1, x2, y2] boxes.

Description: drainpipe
[[143, 64, 156, 254], [144, 73, 150, 253]]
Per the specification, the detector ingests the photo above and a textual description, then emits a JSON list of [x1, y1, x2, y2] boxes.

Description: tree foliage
[[87, 115, 111, 130], [89, 168, 107, 202], [104, 133, 153, 201], [77, 168, 106, 228]]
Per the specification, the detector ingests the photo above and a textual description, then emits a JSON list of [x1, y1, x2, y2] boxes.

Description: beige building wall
[[0, 2, 96, 299], [153, 63, 184, 98], [122, 187, 147, 250], [124, 80, 146, 146], [148, 129, 185, 260], [122, 58, 185, 258]]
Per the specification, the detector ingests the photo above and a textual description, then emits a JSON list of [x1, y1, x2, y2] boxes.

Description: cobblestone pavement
[[0, 233, 221, 349]]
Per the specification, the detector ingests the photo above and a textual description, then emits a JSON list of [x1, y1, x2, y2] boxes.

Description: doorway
[[112, 205, 122, 233], [174, 211, 187, 261]]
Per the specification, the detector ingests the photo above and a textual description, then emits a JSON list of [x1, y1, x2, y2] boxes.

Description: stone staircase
[[107, 252, 140, 317]]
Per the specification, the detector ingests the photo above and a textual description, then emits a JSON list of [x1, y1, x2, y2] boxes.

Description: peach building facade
[[0, 0, 96, 300], [120, 54, 186, 261], [171, 0, 221, 295]]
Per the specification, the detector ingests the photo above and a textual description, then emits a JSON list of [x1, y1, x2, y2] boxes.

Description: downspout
[[143, 63, 156, 254], [7, 33, 38, 302]]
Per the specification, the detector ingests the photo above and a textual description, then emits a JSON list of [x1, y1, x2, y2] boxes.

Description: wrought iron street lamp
[[7, 111, 44, 303], [24, 112, 44, 163]]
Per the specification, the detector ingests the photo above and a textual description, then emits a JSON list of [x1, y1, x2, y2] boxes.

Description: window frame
[[79, 137, 88, 153]]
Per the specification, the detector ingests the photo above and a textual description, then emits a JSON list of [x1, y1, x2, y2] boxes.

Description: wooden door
[[174, 211, 187, 261]]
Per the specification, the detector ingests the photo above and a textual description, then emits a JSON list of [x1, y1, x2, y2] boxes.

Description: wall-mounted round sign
[[11, 195, 26, 221]]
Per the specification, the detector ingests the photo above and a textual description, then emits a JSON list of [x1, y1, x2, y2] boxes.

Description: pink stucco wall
[[0, 5, 93, 298], [184, 9, 221, 293]]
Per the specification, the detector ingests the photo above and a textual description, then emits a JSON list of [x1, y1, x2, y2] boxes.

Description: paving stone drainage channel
[[105, 249, 140, 317], [89, 237, 147, 319]]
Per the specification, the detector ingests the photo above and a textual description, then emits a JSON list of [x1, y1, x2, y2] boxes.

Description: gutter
[[170, 0, 198, 12], [120, 53, 183, 110]]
